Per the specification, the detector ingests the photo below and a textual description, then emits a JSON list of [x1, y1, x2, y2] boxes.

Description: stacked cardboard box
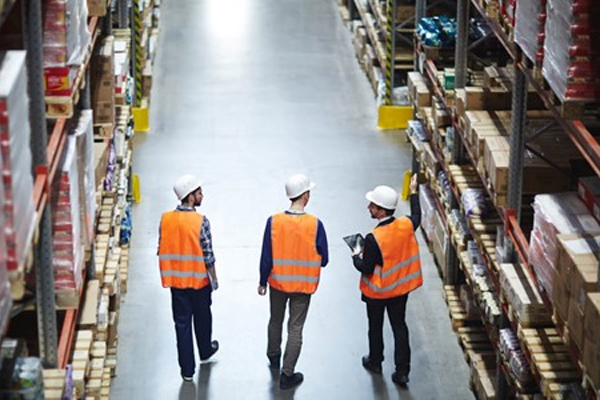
[[500, 263, 550, 327], [584, 293, 600, 391], [543, 0, 600, 102], [42, 0, 91, 96], [91, 36, 115, 132], [407, 72, 432, 107], [0, 51, 36, 275], [529, 193, 600, 301]]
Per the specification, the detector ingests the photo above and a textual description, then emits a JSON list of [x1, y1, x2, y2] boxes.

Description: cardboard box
[[93, 100, 115, 125], [583, 338, 600, 390], [396, 5, 414, 22], [584, 293, 600, 342], [87, 0, 108, 16], [486, 150, 509, 194], [568, 298, 585, 352]]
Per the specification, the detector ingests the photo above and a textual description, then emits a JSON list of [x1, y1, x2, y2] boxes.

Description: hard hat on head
[[366, 185, 398, 210], [173, 174, 203, 201], [285, 174, 316, 199]]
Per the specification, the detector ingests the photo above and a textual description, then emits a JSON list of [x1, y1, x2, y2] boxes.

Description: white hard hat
[[173, 174, 203, 200], [366, 185, 398, 210], [285, 174, 316, 199]]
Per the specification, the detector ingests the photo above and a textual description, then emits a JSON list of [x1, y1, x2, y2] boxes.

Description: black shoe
[[362, 356, 382, 374], [268, 355, 280, 370], [200, 340, 219, 361], [280, 372, 304, 390], [392, 372, 409, 386]]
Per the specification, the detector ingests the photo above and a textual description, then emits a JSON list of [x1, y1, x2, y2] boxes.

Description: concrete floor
[[110, 0, 473, 398]]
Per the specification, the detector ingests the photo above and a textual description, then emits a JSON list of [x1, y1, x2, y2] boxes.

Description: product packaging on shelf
[[514, 0, 546, 65], [0, 51, 36, 274], [529, 193, 600, 300]]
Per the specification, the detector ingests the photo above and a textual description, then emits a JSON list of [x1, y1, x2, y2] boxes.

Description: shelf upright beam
[[118, 0, 129, 29], [384, 0, 397, 104], [416, 0, 426, 25], [454, 0, 469, 89], [24, 0, 58, 368], [507, 62, 527, 227]]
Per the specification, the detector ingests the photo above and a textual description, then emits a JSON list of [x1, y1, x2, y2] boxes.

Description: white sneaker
[[182, 375, 193, 382]]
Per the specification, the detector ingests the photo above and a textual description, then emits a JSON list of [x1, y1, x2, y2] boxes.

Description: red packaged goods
[[515, 0, 546, 64], [0, 52, 36, 272]]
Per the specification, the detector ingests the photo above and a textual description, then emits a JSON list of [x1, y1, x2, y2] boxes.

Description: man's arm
[[259, 217, 273, 287], [200, 217, 218, 289], [352, 233, 382, 274], [316, 220, 329, 267], [407, 193, 421, 231]]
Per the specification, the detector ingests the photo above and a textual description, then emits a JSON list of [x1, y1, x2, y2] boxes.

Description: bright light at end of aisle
[[205, 0, 251, 40]]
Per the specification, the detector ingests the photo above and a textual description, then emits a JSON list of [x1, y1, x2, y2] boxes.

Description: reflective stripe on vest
[[158, 211, 210, 289], [269, 212, 322, 294], [360, 217, 423, 299]]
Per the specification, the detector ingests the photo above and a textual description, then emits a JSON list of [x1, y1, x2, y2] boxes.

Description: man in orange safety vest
[[350, 174, 422, 386], [158, 174, 219, 382], [258, 174, 329, 390]]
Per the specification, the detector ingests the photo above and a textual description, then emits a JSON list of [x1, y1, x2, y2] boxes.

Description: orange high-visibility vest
[[158, 211, 210, 289], [360, 217, 422, 299], [269, 213, 322, 294]]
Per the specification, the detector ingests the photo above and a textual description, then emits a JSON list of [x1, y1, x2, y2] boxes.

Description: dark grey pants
[[267, 287, 311, 376]]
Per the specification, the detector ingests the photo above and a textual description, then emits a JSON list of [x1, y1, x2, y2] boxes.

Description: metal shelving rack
[[413, 0, 600, 398], [0, 0, 130, 371]]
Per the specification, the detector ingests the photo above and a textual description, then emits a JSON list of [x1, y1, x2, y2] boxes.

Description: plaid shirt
[[158, 205, 216, 268]]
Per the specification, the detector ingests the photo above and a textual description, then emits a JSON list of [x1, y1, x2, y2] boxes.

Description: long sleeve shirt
[[157, 205, 216, 268], [352, 193, 421, 276], [259, 211, 329, 286]]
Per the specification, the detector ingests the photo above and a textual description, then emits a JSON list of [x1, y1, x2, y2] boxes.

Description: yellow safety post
[[132, 106, 149, 132], [132, 173, 141, 203], [378, 105, 412, 130], [401, 170, 412, 201]]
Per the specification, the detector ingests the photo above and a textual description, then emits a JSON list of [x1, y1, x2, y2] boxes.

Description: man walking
[[158, 174, 219, 382], [351, 175, 422, 386], [258, 174, 329, 390]]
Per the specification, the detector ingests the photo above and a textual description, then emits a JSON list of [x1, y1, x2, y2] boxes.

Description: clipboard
[[343, 233, 365, 253]]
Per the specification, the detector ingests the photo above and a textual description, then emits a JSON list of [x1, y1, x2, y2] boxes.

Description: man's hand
[[410, 173, 419, 195], [258, 285, 267, 296]]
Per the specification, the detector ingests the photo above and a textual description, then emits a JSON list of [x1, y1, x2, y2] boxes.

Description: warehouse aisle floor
[[111, 0, 472, 398]]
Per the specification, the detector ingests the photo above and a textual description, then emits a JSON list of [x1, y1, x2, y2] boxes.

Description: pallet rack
[[409, 0, 600, 398], [0, 0, 153, 386]]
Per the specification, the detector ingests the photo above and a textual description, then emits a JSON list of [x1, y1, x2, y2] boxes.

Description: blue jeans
[[171, 286, 213, 376]]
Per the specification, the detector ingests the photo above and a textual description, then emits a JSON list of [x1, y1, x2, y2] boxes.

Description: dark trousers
[[267, 287, 311, 376], [366, 293, 410, 375], [171, 286, 213, 376]]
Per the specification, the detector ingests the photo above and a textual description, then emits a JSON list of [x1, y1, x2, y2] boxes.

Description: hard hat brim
[[178, 178, 204, 200]]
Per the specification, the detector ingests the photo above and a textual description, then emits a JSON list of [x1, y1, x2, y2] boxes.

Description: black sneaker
[[268, 354, 280, 370], [200, 340, 219, 361], [362, 356, 382, 374], [391, 372, 409, 386], [280, 372, 304, 390]]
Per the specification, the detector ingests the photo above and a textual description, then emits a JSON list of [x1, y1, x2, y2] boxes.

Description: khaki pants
[[267, 287, 311, 376]]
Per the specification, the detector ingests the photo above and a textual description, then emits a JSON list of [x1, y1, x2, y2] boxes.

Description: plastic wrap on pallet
[[52, 136, 84, 293], [462, 189, 487, 218], [42, 0, 91, 67], [529, 192, 600, 298], [104, 141, 117, 192], [542, 0, 600, 102], [419, 184, 436, 243], [0, 146, 10, 334], [73, 110, 96, 248], [0, 357, 44, 398], [499, 328, 534, 385], [0, 51, 36, 272], [514, 0, 546, 64]]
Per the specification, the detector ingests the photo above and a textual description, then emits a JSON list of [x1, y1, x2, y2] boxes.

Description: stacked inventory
[[52, 136, 85, 307], [91, 36, 115, 135], [514, 0, 546, 65], [543, 0, 600, 102], [42, 0, 91, 97], [0, 51, 36, 281]]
